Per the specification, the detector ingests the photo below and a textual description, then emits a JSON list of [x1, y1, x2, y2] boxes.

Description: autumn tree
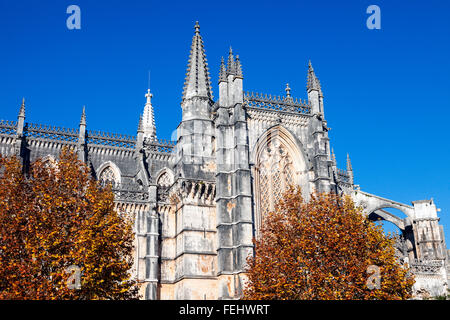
[[0, 148, 139, 299], [243, 187, 414, 300]]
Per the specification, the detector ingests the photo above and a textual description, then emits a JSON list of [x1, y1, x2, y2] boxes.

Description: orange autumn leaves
[[243, 187, 414, 300], [0, 148, 138, 299]]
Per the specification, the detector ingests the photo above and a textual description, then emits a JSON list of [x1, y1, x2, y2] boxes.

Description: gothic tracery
[[99, 166, 117, 186], [157, 171, 172, 187], [256, 135, 298, 227]]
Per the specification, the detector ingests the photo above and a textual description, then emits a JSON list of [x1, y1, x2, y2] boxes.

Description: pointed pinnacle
[[80, 106, 86, 125], [219, 56, 227, 82], [227, 46, 235, 75], [143, 88, 156, 140], [235, 55, 243, 78], [307, 60, 321, 92], [331, 148, 336, 163], [346, 153, 353, 172], [182, 21, 213, 100], [18, 98, 25, 117]]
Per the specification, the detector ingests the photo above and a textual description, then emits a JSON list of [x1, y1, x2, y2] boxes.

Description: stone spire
[[219, 56, 227, 83], [16, 98, 26, 138], [227, 46, 235, 75], [346, 153, 354, 185], [331, 148, 336, 163], [346, 153, 353, 172], [225, 46, 243, 78], [307, 60, 322, 93], [235, 55, 243, 78], [142, 88, 156, 141], [80, 105, 86, 126], [19, 98, 25, 118], [182, 21, 213, 101], [78, 106, 87, 162]]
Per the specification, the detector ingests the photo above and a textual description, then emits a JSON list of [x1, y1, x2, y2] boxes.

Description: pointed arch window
[[156, 170, 173, 202], [157, 171, 172, 187], [253, 126, 309, 237], [257, 140, 297, 220], [99, 167, 118, 186]]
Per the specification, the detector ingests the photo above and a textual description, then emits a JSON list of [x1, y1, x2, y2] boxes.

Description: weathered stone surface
[[1, 22, 447, 300]]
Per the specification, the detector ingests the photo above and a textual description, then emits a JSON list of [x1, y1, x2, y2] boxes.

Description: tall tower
[[307, 61, 323, 115], [307, 61, 332, 193], [160, 22, 218, 299], [215, 47, 253, 299], [174, 21, 215, 176]]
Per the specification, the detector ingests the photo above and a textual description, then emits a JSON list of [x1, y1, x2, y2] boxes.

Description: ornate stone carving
[[256, 136, 297, 220], [244, 91, 311, 114], [410, 259, 443, 275], [99, 166, 118, 186]]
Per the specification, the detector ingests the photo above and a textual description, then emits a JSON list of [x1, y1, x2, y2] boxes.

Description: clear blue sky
[[0, 1, 449, 243]]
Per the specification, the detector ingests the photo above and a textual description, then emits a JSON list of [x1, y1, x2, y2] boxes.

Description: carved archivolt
[[97, 161, 122, 186], [156, 170, 173, 187]]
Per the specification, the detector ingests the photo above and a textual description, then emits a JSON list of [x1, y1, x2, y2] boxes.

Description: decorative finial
[[285, 83, 291, 97], [194, 21, 200, 34], [331, 148, 336, 163], [145, 88, 153, 104]]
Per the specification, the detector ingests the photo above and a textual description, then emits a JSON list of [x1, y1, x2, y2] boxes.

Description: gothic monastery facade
[[0, 22, 448, 299]]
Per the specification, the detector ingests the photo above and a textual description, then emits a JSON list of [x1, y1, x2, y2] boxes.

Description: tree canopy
[[0, 148, 138, 299], [243, 187, 414, 300]]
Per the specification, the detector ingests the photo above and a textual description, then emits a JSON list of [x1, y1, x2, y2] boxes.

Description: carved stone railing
[[0, 120, 17, 136], [25, 122, 79, 143], [410, 259, 443, 275], [144, 138, 176, 154], [108, 182, 149, 203], [0, 119, 175, 154], [87, 130, 136, 149], [244, 91, 311, 115]]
